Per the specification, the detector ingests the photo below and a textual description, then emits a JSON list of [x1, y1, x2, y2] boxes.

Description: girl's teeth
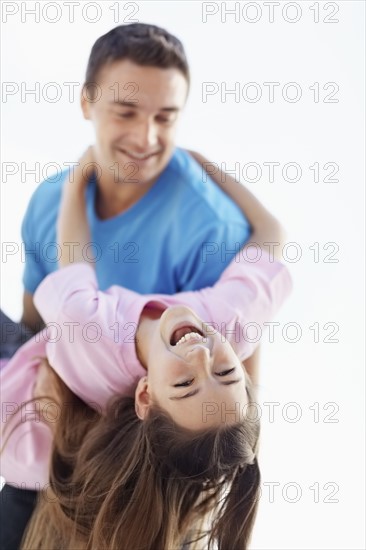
[[175, 332, 204, 346]]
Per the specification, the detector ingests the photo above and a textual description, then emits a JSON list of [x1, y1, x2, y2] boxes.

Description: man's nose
[[133, 120, 158, 150]]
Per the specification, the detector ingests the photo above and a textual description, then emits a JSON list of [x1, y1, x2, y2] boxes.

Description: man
[[20, 23, 251, 334]]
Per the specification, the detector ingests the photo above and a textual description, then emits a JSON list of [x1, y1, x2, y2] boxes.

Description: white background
[[1, 1, 365, 549]]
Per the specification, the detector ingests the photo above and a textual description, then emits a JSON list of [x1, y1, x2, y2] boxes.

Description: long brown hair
[[21, 361, 260, 550]]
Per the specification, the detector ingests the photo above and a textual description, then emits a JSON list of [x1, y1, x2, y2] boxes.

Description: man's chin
[[114, 158, 171, 185], [111, 165, 159, 186]]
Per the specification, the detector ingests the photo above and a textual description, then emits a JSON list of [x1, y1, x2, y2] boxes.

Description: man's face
[[81, 59, 188, 187]]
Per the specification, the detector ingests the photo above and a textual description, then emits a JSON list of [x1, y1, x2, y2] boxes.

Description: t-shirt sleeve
[[191, 249, 293, 360], [21, 194, 46, 294], [33, 263, 144, 410], [175, 221, 251, 291]]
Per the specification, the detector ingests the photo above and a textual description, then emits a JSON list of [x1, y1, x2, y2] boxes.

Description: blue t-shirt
[[22, 148, 251, 295]]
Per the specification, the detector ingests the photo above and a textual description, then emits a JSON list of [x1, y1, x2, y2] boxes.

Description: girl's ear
[[135, 377, 151, 420], [80, 89, 91, 120]]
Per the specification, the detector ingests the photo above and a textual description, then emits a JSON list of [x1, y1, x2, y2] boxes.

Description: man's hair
[[21, 361, 260, 550], [83, 23, 190, 98]]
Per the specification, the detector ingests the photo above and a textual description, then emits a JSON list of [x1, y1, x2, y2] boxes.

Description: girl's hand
[[57, 147, 95, 266], [67, 145, 97, 193]]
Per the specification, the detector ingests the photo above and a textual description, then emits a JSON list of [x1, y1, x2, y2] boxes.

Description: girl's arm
[[242, 348, 260, 386], [33, 264, 146, 411], [188, 150, 286, 257], [33, 149, 288, 404], [188, 150, 289, 384], [57, 147, 96, 267]]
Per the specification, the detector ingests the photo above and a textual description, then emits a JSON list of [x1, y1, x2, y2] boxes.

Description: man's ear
[[81, 88, 91, 120], [135, 376, 151, 420]]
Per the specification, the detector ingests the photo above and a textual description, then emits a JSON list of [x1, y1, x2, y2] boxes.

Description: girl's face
[[135, 305, 249, 430]]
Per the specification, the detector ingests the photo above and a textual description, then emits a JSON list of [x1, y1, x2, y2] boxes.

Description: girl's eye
[[174, 379, 194, 387], [216, 368, 236, 376]]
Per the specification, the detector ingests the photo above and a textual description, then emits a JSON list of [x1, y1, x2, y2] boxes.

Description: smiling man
[[19, 23, 251, 333], [81, 58, 189, 216]]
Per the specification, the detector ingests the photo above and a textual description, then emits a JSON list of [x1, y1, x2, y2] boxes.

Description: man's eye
[[156, 116, 173, 124], [216, 368, 236, 376], [174, 379, 194, 387], [117, 112, 134, 118]]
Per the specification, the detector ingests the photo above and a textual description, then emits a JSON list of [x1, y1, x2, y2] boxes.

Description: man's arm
[[21, 291, 44, 334]]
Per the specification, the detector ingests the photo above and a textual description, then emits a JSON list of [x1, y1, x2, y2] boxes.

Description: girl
[[1, 149, 291, 549]]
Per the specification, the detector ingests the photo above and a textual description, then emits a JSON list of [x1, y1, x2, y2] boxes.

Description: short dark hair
[[84, 23, 190, 97]]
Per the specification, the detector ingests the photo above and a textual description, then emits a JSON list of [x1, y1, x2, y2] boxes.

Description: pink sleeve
[[192, 250, 293, 360], [0, 338, 52, 488], [33, 264, 145, 410]]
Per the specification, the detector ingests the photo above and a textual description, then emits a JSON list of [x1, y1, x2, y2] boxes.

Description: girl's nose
[[186, 345, 212, 370]]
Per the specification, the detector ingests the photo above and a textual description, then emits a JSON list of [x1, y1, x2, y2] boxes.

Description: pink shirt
[[0, 251, 292, 489]]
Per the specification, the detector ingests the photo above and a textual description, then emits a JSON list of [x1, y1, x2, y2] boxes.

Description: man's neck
[[95, 175, 158, 220]]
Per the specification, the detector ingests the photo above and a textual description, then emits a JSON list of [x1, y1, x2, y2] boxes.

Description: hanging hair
[[20, 359, 260, 550]]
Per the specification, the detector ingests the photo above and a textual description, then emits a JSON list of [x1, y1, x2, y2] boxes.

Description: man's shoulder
[[167, 147, 206, 184], [166, 148, 247, 225], [27, 169, 69, 210]]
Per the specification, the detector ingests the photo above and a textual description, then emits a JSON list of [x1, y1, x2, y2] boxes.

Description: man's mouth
[[117, 148, 159, 162], [170, 325, 205, 347]]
